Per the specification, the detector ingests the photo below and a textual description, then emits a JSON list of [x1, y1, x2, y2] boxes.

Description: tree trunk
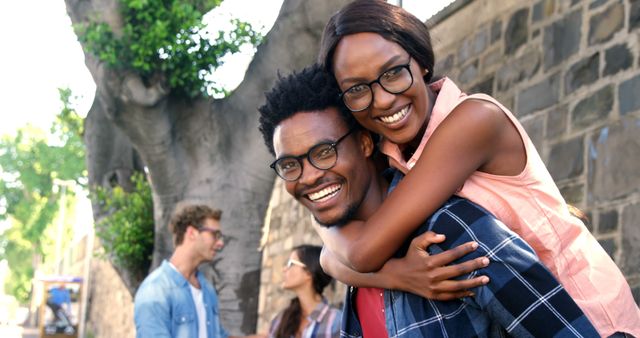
[[65, 0, 349, 333]]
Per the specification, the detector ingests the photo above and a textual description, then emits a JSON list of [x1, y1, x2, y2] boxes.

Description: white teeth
[[307, 184, 341, 202], [379, 106, 409, 124]]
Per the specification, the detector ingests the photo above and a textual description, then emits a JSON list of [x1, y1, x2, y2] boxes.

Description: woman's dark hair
[[274, 245, 333, 338], [318, 0, 435, 83]]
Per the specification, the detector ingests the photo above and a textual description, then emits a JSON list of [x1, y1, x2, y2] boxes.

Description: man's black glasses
[[270, 128, 355, 181]]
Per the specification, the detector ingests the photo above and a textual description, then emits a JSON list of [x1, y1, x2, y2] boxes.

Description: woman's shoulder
[[437, 95, 516, 144]]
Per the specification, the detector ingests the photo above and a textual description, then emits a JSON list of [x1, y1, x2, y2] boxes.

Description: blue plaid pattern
[[340, 171, 599, 338]]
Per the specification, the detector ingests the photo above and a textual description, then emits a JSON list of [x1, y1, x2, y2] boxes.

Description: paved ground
[[21, 325, 39, 338]]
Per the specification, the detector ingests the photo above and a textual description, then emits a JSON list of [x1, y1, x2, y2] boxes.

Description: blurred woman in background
[[268, 245, 341, 338]]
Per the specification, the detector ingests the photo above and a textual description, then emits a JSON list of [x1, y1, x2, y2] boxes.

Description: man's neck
[[355, 168, 389, 221], [169, 247, 201, 283]]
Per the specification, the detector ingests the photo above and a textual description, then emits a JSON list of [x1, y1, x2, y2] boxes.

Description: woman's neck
[[404, 86, 437, 156], [296, 286, 323, 317]]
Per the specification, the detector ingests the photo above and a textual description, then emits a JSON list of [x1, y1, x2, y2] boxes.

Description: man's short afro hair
[[258, 63, 356, 155]]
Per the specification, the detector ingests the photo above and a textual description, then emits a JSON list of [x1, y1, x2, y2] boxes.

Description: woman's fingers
[[418, 277, 490, 301], [427, 241, 481, 267], [430, 255, 490, 281]]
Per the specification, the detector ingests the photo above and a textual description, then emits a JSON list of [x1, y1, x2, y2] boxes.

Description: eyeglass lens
[[276, 143, 337, 181], [200, 228, 222, 240], [342, 63, 413, 112], [272, 128, 353, 181]]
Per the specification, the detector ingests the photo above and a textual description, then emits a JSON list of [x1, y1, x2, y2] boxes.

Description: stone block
[[584, 211, 594, 232], [588, 1, 624, 45], [496, 47, 541, 92], [469, 76, 494, 96], [459, 60, 479, 85], [571, 85, 613, 130], [521, 114, 545, 152], [631, 0, 640, 30], [491, 19, 502, 44], [589, 0, 608, 10], [533, 1, 543, 22], [588, 118, 640, 202], [621, 202, 640, 275], [559, 183, 584, 205], [547, 136, 584, 181], [474, 28, 489, 55], [633, 286, 640, 307], [604, 43, 633, 76], [457, 38, 474, 65], [598, 238, 617, 260], [435, 53, 455, 75], [532, 28, 540, 38], [546, 104, 568, 139], [533, 0, 555, 22], [544, 9, 582, 70], [565, 53, 600, 95], [517, 73, 559, 116], [619, 74, 640, 115], [598, 209, 619, 234], [505, 8, 529, 55], [482, 48, 502, 70]]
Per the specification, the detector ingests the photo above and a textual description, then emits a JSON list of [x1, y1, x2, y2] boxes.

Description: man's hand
[[379, 231, 490, 300]]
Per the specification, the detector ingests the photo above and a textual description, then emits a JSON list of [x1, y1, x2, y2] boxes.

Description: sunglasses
[[285, 258, 306, 269]]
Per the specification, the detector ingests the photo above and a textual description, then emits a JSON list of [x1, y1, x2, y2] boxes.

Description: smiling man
[[258, 64, 599, 337]]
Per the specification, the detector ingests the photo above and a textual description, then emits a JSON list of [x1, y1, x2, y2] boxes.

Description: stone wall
[[257, 0, 640, 328], [427, 0, 640, 301], [256, 179, 346, 332], [84, 255, 135, 338]]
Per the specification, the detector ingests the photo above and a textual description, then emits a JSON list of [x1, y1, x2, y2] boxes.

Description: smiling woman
[[316, 1, 640, 336]]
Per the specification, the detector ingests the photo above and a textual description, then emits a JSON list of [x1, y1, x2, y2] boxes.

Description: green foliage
[[77, 0, 262, 97], [0, 88, 87, 303], [0, 227, 34, 301], [94, 173, 154, 276]]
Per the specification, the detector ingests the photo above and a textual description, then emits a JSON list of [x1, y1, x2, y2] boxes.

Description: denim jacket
[[134, 260, 228, 338]]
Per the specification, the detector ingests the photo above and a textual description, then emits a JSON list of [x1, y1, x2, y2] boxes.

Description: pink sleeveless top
[[380, 78, 640, 337]]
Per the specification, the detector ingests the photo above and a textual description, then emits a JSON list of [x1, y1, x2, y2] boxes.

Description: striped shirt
[[269, 299, 342, 338], [339, 171, 599, 338]]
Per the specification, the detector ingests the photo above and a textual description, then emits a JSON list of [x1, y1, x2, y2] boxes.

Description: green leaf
[[77, 0, 263, 97]]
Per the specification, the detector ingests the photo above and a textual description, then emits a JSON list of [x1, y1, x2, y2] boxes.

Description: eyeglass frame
[[269, 127, 355, 181], [285, 258, 306, 269], [198, 226, 223, 241], [339, 57, 416, 112]]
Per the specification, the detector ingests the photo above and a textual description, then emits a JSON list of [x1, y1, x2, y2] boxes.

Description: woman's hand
[[379, 231, 490, 300]]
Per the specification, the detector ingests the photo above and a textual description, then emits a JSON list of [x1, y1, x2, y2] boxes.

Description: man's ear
[[185, 225, 198, 240], [358, 129, 374, 158]]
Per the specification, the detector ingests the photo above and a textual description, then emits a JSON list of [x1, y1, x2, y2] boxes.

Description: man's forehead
[[201, 217, 220, 228], [273, 109, 348, 155]]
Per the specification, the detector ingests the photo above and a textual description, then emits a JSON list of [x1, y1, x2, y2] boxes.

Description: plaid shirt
[[340, 171, 599, 338], [269, 299, 342, 338]]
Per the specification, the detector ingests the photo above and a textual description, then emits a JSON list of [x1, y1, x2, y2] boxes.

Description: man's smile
[[307, 183, 342, 202]]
